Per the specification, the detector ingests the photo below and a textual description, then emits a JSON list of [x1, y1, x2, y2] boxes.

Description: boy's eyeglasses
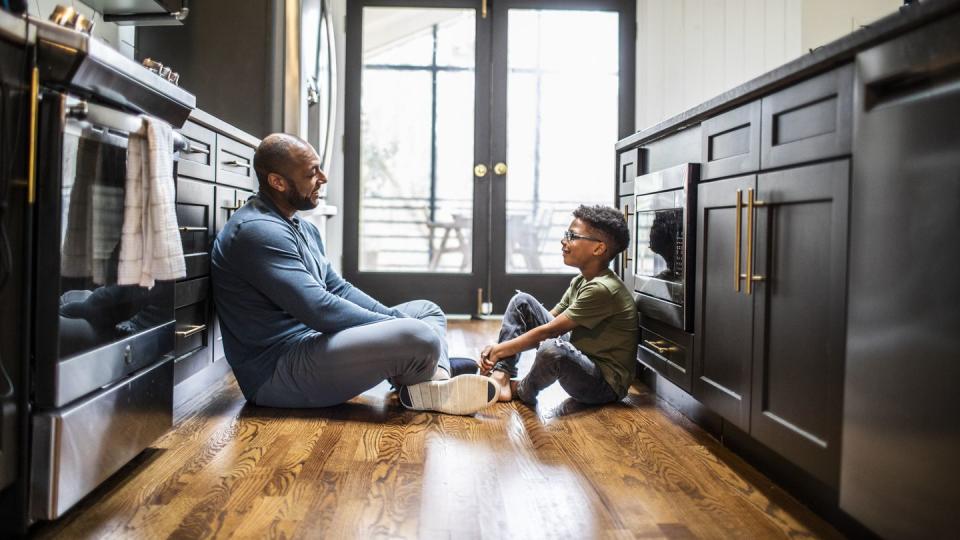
[[562, 230, 602, 243]]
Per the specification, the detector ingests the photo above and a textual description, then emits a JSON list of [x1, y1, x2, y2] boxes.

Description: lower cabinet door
[[694, 175, 755, 431], [750, 160, 849, 488]]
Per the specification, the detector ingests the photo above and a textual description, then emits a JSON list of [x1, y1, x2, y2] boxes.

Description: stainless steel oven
[[631, 163, 698, 331], [0, 13, 196, 529]]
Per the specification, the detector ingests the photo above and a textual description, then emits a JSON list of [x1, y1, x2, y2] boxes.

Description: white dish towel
[[118, 116, 186, 288]]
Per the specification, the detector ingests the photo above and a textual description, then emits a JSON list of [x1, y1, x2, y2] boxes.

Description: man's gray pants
[[253, 300, 450, 407]]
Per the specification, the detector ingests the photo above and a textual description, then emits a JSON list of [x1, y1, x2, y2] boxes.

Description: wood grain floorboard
[[31, 320, 843, 539]]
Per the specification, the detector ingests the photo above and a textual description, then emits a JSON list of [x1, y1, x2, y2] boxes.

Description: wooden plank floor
[[33, 320, 842, 539]]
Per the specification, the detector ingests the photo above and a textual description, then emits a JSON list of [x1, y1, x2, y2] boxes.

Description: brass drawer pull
[[222, 160, 251, 169], [643, 339, 678, 355], [178, 226, 207, 232], [175, 324, 207, 338]]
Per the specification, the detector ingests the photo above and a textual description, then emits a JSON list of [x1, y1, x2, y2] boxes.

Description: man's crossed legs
[[254, 300, 496, 414]]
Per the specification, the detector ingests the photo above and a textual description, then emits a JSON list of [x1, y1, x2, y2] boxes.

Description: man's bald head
[[253, 133, 313, 188]]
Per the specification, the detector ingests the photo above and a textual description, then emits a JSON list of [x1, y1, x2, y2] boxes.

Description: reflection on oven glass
[[57, 131, 174, 359], [638, 209, 683, 281]]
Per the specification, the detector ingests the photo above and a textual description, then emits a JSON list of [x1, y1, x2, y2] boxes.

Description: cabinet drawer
[[702, 101, 761, 180], [175, 178, 214, 280], [617, 147, 642, 196], [216, 135, 256, 190], [174, 277, 211, 364], [639, 325, 692, 392], [177, 121, 216, 181], [760, 64, 853, 169]]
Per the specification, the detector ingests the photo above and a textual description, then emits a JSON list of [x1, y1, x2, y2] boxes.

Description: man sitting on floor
[[211, 133, 497, 415], [480, 205, 638, 406]]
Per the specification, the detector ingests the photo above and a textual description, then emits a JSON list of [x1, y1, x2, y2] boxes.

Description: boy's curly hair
[[572, 205, 630, 260]]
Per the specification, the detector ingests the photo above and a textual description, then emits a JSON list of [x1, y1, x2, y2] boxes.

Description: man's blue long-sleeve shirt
[[210, 194, 401, 399]]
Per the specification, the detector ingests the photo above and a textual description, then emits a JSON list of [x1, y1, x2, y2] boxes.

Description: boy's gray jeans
[[493, 292, 617, 405], [253, 300, 449, 408]]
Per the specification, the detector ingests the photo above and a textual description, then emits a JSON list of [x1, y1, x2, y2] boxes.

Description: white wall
[[635, 0, 803, 132], [28, 0, 136, 59], [801, 0, 901, 53], [634, 0, 901, 132]]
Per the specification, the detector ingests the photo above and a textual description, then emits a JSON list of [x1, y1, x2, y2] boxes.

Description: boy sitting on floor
[[480, 205, 639, 406]]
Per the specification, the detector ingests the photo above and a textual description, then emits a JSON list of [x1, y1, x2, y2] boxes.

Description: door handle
[[745, 188, 766, 295], [474, 164, 488, 178], [622, 205, 633, 272], [493, 162, 507, 176], [178, 226, 207, 232], [735, 189, 743, 292]]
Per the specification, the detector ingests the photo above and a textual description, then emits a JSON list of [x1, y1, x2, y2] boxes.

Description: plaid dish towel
[[118, 116, 186, 288]]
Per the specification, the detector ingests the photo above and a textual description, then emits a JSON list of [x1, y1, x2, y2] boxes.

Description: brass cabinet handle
[[178, 226, 207, 232], [175, 324, 207, 338], [474, 164, 488, 178], [223, 160, 251, 169], [745, 188, 766, 295], [643, 339, 678, 355], [735, 189, 743, 292], [493, 162, 508, 176]]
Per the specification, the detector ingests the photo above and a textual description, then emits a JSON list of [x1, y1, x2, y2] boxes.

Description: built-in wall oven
[[631, 163, 698, 332]]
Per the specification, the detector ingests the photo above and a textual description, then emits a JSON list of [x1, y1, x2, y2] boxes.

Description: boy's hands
[[479, 344, 502, 374]]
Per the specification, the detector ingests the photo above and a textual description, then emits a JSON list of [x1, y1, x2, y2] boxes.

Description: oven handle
[[66, 99, 190, 152]]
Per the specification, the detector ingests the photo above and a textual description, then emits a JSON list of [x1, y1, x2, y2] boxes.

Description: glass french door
[[344, 0, 634, 314]]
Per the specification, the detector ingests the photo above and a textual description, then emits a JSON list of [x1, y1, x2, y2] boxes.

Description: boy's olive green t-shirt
[[553, 269, 639, 398]]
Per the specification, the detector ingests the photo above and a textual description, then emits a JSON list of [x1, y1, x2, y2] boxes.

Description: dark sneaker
[[399, 374, 498, 415], [449, 356, 479, 377]]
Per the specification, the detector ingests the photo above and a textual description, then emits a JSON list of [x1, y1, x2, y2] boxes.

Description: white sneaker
[[399, 374, 498, 415]]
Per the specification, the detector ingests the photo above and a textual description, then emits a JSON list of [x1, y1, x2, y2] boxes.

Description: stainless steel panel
[[30, 358, 173, 521], [40, 322, 174, 408], [842, 12, 960, 539]]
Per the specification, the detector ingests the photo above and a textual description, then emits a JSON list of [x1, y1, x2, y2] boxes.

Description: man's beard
[[285, 189, 319, 211]]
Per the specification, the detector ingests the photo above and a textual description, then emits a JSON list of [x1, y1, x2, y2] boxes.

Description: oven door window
[[57, 125, 174, 360], [634, 207, 684, 304]]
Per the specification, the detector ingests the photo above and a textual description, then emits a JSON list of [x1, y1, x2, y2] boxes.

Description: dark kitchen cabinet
[[172, 111, 259, 408], [694, 161, 849, 487], [693, 175, 755, 431], [750, 160, 849, 488], [701, 101, 761, 181]]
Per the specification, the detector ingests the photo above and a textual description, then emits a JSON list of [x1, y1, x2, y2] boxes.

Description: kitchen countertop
[[616, 0, 960, 150], [189, 108, 261, 148]]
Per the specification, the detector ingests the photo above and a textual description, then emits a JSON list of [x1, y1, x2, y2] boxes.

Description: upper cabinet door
[[701, 101, 761, 181], [750, 159, 849, 488], [760, 65, 853, 170]]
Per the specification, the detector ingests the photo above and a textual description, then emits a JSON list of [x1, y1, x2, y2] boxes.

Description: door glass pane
[[360, 7, 475, 273], [505, 9, 619, 273]]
